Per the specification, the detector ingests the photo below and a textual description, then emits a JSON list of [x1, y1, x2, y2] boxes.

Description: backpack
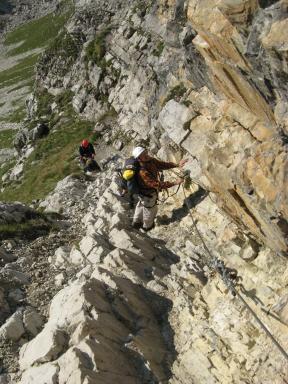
[[122, 157, 141, 196], [84, 158, 100, 172]]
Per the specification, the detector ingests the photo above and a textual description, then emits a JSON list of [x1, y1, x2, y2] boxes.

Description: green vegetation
[[85, 26, 112, 68], [132, 0, 153, 16], [0, 3, 73, 126], [28, 88, 74, 129], [0, 117, 93, 203], [182, 100, 192, 107], [0, 54, 38, 89], [4, 9, 73, 56], [163, 83, 187, 104], [0, 129, 15, 149], [152, 41, 165, 57], [45, 30, 79, 61], [7, 80, 34, 93], [111, 128, 132, 146], [34, 88, 54, 117], [55, 89, 74, 109], [7, 105, 26, 123], [0, 105, 27, 123]]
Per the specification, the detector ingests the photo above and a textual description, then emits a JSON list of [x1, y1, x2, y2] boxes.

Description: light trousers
[[133, 192, 158, 229]]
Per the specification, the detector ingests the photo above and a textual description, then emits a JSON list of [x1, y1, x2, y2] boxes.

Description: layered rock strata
[[30, 0, 288, 256], [1, 0, 288, 382]]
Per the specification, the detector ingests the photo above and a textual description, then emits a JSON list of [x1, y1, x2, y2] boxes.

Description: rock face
[[1, 0, 288, 383], [0, 202, 39, 225], [33, 0, 288, 256], [15, 163, 287, 383]]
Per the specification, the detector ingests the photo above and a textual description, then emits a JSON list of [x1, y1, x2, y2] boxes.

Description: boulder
[[88, 65, 102, 88], [23, 307, 44, 336], [0, 268, 29, 285], [9, 162, 24, 181], [54, 246, 71, 268], [19, 326, 67, 370], [28, 123, 49, 142], [20, 362, 59, 384], [72, 88, 88, 113], [8, 288, 24, 303], [0, 309, 25, 341], [0, 248, 16, 264], [69, 246, 84, 265], [159, 100, 197, 145]]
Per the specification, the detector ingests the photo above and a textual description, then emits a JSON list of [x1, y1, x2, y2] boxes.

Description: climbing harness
[[182, 184, 288, 362]]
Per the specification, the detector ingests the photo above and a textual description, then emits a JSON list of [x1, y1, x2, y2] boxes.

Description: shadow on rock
[[94, 272, 177, 383], [158, 187, 209, 226]]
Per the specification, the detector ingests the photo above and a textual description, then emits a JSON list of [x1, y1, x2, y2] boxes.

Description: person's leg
[[132, 200, 143, 228], [142, 193, 158, 230]]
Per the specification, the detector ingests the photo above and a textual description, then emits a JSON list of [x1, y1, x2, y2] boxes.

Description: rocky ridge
[[25, 0, 287, 255], [0, 0, 287, 382], [0, 158, 287, 383]]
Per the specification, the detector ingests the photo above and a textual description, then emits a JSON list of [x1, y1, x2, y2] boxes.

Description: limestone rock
[[19, 326, 67, 370], [8, 162, 23, 180], [0, 309, 25, 341], [28, 122, 49, 142], [159, 100, 197, 145], [69, 245, 84, 265], [72, 88, 88, 113], [19, 363, 59, 384], [0, 268, 29, 285], [0, 247, 16, 264], [88, 65, 102, 88], [23, 307, 44, 336], [54, 246, 71, 268]]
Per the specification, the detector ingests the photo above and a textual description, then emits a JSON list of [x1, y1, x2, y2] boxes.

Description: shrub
[[163, 83, 187, 104], [85, 26, 112, 67]]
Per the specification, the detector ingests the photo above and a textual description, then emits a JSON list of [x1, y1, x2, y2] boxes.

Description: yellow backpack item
[[123, 169, 135, 180]]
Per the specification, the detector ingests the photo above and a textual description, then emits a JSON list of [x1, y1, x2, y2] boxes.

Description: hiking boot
[[132, 221, 142, 229], [142, 222, 155, 232]]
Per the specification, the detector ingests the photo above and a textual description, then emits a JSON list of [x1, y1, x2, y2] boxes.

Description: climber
[[79, 139, 100, 173], [131, 146, 187, 231]]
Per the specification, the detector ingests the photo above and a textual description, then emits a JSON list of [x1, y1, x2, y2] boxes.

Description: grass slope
[[0, 5, 73, 123], [0, 129, 14, 148], [0, 2, 95, 203], [0, 114, 93, 203], [4, 11, 72, 56]]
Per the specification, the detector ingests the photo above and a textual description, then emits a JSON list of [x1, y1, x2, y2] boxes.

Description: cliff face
[[34, 0, 288, 255], [0, 0, 288, 383]]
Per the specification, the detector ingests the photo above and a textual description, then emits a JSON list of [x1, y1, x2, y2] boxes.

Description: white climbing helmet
[[132, 146, 146, 159]]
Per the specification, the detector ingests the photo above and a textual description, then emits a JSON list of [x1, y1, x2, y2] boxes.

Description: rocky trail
[[0, 155, 287, 383], [0, 0, 288, 382]]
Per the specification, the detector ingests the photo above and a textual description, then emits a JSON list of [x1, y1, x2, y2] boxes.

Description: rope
[[158, 184, 181, 204], [181, 185, 288, 362]]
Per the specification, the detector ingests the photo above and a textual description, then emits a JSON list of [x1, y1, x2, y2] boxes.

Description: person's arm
[[139, 169, 178, 190], [154, 158, 188, 171], [154, 158, 177, 171]]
